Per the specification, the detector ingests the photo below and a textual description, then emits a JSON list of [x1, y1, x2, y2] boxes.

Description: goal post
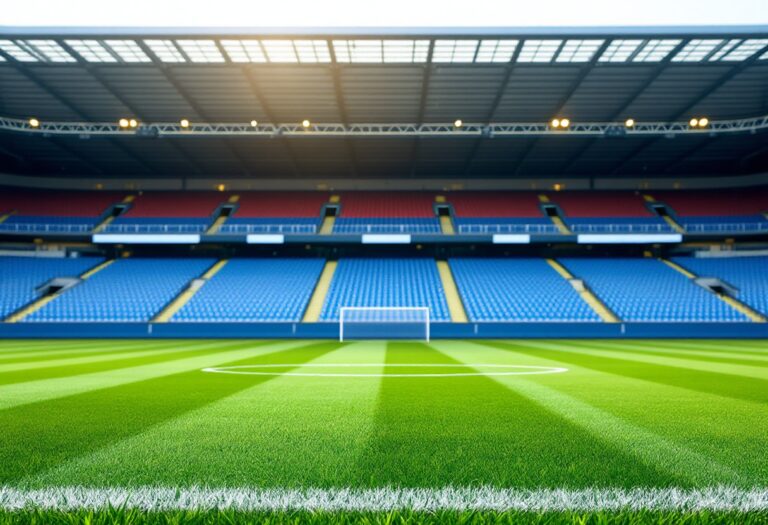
[[339, 307, 430, 342]]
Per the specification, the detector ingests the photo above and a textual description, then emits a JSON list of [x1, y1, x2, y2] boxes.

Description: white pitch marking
[[0, 486, 766, 511], [201, 363, 569, 378]]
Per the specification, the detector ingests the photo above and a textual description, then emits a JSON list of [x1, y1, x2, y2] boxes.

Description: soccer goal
[[339, 307, 430, 342]]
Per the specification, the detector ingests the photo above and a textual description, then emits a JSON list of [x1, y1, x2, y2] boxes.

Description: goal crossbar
[[339, 307, 430, 342]]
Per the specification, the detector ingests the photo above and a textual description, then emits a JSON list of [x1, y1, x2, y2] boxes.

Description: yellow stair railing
[[538, 195, 571, 234], [546, 259, 620, 323], [302, 260, 338, 322], [436, 260, 468, 322], [207, 195, 240, 234], [153, 259, 229, 323]]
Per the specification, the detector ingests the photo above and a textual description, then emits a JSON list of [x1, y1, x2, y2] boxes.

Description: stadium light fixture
[[625, 118, 635, 128], [689, 118, 699, 127], [129, 119, 138, 128], [180, 118, 190, 128], [454, 119, 463, 128], [28, 117, 40, 128], [551, 118, 561, 128], [698, 117, 710, 127], [217, 184, 226, 192], [302, 119, 311, 128], [250, 120, 259, 127], [118, 118, 129, 128]]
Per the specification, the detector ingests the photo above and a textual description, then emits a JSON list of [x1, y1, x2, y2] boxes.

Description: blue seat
[[173, 258, 325, 322], [672, 256, 768, 316], [560, 258, 747, 322], [319, 258, 450, 321], [26, 258, 214, 322], [0, 256, 103, 318], [450, 258, 599, 322]]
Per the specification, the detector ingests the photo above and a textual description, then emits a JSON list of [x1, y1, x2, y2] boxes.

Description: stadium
[[0, 7, 767, 524]]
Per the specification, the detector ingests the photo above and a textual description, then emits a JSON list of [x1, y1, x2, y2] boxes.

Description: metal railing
[[457, 224, 561, 234], [218, 223, 317, 234], [102, 224, 207, 234], [570, 223, 675, 234], [0, 223, 93, 234], [335, 224, 442, 234], [684, 222, 768, 234]]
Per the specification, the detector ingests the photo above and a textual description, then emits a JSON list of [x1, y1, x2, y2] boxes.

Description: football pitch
[[0, 338, 767, 524]]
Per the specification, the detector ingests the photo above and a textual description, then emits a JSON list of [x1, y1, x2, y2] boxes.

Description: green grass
[[0, 338, 766, 523]]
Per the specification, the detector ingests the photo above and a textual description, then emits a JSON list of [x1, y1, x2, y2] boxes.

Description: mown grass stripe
[[0, 342, 338, 482], [572, 340, 768, 369], [499, 340, 768, 405], [623, 339, 768, 358], [0, 341, 204, 373], [354, 342, 674, 488], [604, 340, 768, 362], [0, 340, 304, 412], [0, 486, 766, 511], [0, 340, 254, 387], [435, 341, 744, 487], [0, 340, 126, 355], [31, 342, 383, 488]]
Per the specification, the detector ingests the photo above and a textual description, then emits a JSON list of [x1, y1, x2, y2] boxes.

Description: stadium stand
[[559, 258, 747, 322], [220, 192, 327, 234], [26, 258, 215, 322], [673, 256, 768, 317], [0, 256, 103, 318], [333, 192, 440, 233], [0, 190, 123, 233], [546, 191, 672, 233], [450, 258, 600, 321], [447, 192, 557, 234], [319, 258, 450, 321], [173, 258, 326, 321], [105, 192, 227, 233], [654, 189, 768, 233]]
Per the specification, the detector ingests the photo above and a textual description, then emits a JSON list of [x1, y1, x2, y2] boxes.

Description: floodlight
[[28, 118, 40, 128], [250, 120, 259, 127], [129, 119, 138, 128], [180, 119, 190, 128], [118, 118, 129, 128], [302, 119, 311, 128], [560, 118, 570, 128], [454, 119, 463, 128], [551, 118, 561, 128], [625, 118, 635, 128], [689, 118, 699, 127], [698, 117, 709, 127]]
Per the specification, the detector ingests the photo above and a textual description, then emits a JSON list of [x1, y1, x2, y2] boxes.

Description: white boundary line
[[1, 486, 767, 511], [201, 363, 569, 378]]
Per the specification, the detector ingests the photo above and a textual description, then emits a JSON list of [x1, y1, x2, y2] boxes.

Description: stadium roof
[[1, 27, 767, 180]]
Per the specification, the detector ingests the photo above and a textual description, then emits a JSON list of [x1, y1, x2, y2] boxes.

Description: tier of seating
[[26, 258, 214, 322], [450, 258, 599, 322], [319, 258, 450, 321], [0, 256, 103, 318], [333, 192, 440, 234], [1, 189, 767, 236], [173, 258, 325, 322], [673, 256, 768, 316], [0, 190, 123, 233], [654, 189, 768, 233], [547, 192, 671, 233], [106, 192, 226, 233], [559, 258, 747, 322], [449, 192, 557, 234], [219, 192, 327, 234]]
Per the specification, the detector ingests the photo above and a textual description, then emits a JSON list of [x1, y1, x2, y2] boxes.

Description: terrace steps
[[643, 194, 685, 233], [94, 195, 135, 233], [547, 259, 620, 323], [153, 259, 229, 323], [206, 195, 240, 234], [436, 260, 468, 322], [319, 195, 340, 235], [302, 260, 338, 322], [662, 258, 766, 322], [5, 258, 115, 323], [538, 195, 570, 234]]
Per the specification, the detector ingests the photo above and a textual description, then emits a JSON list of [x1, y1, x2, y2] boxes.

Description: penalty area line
[[0, 486, 767, 512]]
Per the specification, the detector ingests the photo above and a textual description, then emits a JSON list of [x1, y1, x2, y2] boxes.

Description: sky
[[2, 0, 767, 28]]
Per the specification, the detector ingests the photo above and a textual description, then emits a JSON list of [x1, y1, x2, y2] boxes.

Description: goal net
[[339, 307, 430, 342]]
